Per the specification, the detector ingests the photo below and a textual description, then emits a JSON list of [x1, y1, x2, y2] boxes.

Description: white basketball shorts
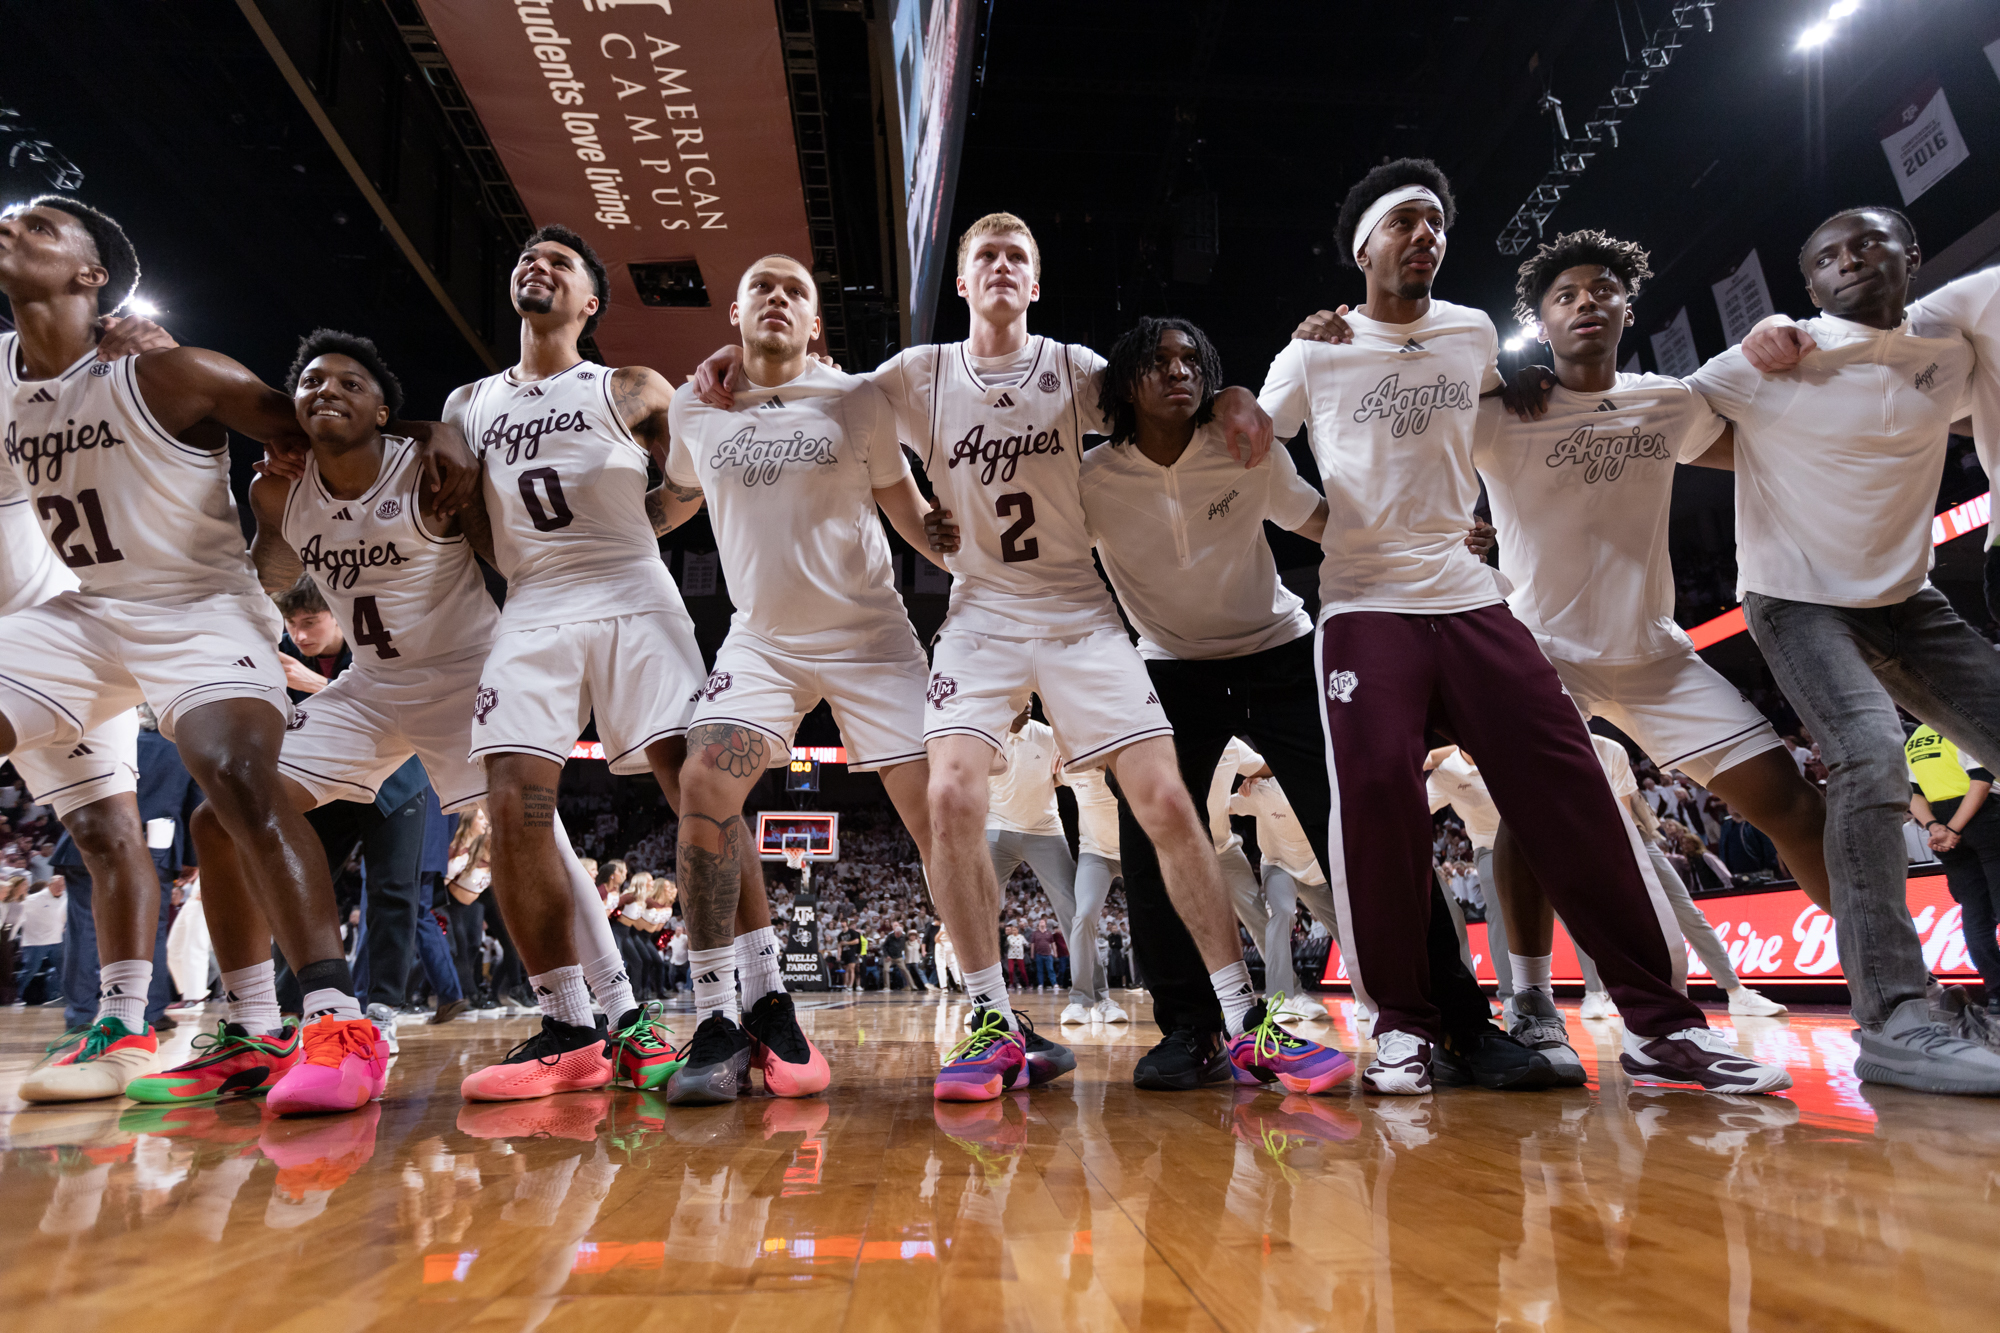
[[689, 628, 928, 772], [8, 707, 140, 819], [0, 590, 289, 748], [279, 652, 490, 813], [925, 627, 1172, 771], [470, 608, 706, 775], [1551, 645, 1786, 787]]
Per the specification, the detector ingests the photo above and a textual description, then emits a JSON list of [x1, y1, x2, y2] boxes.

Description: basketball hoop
[[782, 846, 809, 872]]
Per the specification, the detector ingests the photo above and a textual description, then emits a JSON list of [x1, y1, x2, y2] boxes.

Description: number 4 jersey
[[278, 434, 498, 667], [1, 334, 264, 604], [459, 361, 683, 631]]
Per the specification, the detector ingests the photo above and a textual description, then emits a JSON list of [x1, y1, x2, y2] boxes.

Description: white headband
[[1352, 185, 1443, 260]]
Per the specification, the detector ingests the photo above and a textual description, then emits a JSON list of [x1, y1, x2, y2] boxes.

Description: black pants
[[445, 894, 486, 1000], [1930, 794, 2000, 994], [275, 792, 429, 1012], [1113, 632, 1491, 1038]]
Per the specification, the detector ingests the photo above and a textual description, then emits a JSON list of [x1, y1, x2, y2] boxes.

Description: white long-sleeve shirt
[[1207, 738, 1267, 854]]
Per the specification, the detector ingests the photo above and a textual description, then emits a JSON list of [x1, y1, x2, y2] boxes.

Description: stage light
[[125, 296, 159, 317], [1796, 1, 1861, 51], [1504, 335, 1527, 353], [1829, 0, 1860, 19], [1796, 22, 1832, 50]]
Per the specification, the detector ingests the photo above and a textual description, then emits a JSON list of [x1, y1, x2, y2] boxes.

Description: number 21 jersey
[[1, 335, 263, 605], [459, 361, 683, 631]]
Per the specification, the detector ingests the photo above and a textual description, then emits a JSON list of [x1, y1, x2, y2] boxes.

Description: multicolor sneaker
[[744, 990, 830, 1097], [1620, 1026, 1794, 1095], [261, 1101, 382, 1229], [1225, 998, 1355, 1095], [461, 1015, 613, 1102], [610, 1002, 684, 1090], [934, 1008, 1028, 1102], [19, 1015, 159, 1102], [663, 1012, 754, 1105], [1013, 1010, 1075, 1087], [127, 1022, 301, 1103], [266, 1017, 390, 1116]]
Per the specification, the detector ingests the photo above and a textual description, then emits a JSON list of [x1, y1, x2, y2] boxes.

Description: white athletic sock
[[735, 926, 784, 1005], [1511, 953, 1553, 996], [221, 961, 283, 1035], [96, 960, 151, 1029], [302, 987, 364, 1023], [582, 949, 639, 1026], [1210, 960, 1257, 1038], [963, 963, 1018, 1030], [689, 946, 740, 1025], [528, 965, 594, 1028]]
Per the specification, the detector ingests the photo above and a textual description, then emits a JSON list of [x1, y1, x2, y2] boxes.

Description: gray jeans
[[1045, 851, 1117, 1005], [988, 827, 1078, 984], [1745, 587, 2000, 1028], [1261, 865, 1344, 997], [1577, 848, 1740, 992], [1474, 846, 1514, 1000]]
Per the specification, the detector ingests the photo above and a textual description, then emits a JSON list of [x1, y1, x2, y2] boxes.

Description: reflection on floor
[[4, 992, 1996, 1332]]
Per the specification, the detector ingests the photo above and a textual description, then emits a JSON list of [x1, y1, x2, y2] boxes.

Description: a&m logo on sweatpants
[[1327, 670, 1359, 704]]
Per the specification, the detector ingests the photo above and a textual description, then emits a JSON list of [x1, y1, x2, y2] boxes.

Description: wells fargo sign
[[418, 0, 813, 374]]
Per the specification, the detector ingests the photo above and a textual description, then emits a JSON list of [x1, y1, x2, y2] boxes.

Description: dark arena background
[[3, 3, 2000, 1330]]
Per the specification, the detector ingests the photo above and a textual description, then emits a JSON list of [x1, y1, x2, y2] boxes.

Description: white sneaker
[[1619, 1026, 1793, 1094], [1361, 1029, 1433, 1095], [1579, 991, 1618, 1021], [1094, 998, 1131, 1023], [1272, 992, 1326, 1022], [1727, 987, 1788, 1017], [1059, 1002, 1093, 1025]]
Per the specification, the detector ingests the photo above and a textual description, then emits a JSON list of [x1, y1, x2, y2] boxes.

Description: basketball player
[[1075, 315, 1551, 1091], [0, 197, 469, 1103], [659, 253, 946, 1103], [1054, 760, 1126, 1023], [699, 213, 1350, 1100], [1258, 160, 1789, 1094], [1665, 207, 2000, 1093], [446, 225, 802, 1102]]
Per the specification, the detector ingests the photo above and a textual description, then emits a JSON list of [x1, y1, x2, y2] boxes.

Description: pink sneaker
[[266, 1017, 390, 1116]]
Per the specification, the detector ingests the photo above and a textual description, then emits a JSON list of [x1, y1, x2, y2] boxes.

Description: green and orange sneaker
[[126, 1021, 302, 1104], [20, 1015, 159, 1103], [610, 1002, 684, 1090]]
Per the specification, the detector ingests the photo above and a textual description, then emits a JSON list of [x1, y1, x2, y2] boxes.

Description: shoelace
[[1259, 1126, 1303, 1185], [73, 1018, 126, 1062], [189, 1020, 256, 1059], [611, 1001, 675, 1059], [303, 1018, 380, 1067], [503, 1022, 580, 1067], [43, 1024, 91, 1059], [945, 1010, 1015, 1064], [1248, 996, 1309, 1060], [682, 1014, 745, 1066], [1374, 1030, 1424, 1065]]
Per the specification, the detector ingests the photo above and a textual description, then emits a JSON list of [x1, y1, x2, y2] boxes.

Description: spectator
[[1004, 923, 1030, 990], [1720, 808, 1782, 878], [15, 872, 65, 1003], [883, 919, 925, 993]]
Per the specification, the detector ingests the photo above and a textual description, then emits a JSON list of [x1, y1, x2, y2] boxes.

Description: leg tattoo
[[686, 723, 768, 781], [677, 811, 749, 949]]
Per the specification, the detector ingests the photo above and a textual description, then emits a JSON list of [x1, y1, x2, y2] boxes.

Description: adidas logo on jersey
[[524, 384, 545, 397], [1595, 400, 1618, 412], [232, 655, 257, 668], [27, 387, 54, 403], [1397, 338, 1427, 353], [756, 395, 785, 409], [331, 507, 355, 520], [993, 392, 1015, 408]]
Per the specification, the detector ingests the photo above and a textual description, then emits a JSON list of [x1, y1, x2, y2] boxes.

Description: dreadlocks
[[1096, 316, 1225, 445]]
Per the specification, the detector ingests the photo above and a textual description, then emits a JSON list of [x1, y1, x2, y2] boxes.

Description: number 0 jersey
[[280, 435, 498, 669], [458, 361, 682, 631], [869, 337, 1122, 638], [1, 335, 263, 605]]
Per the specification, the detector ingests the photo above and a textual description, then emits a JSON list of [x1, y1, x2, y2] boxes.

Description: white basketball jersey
[[0, 335, 263, 604], [871, 337, 1121, 638], [0, 461, 75, 619], [459, 361, 681, 632], [281, 435, 499, 669]]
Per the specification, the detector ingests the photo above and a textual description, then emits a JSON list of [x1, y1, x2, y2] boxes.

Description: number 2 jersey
[[279, 434, 498, 669], [458, 361, 684, 631], [867, 337, 1123, 638], [0, 334, 264, 605]]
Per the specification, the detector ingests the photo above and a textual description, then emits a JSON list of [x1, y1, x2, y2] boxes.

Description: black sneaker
[[663, 1012, 753, 1105], [745, 991, 830, 1096], [1012, 1010, 1076, 1086], [1133, 1027, 1229, 1091], [1432, 1026, 1561, 1090]]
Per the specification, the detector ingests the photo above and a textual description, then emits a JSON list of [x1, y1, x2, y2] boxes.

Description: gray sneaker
[[1507, 989, 1587, 1087], [1928, 983, 2000, 1053], [365, 1003, 402, 1054], [1855, 997, 2000, 1094]]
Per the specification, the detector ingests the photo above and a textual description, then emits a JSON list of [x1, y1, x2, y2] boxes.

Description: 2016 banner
[[1321, 873, 1981, 987]]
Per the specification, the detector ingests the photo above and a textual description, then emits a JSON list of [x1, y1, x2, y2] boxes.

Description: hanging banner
[[414, 0, 813, 375], [1710, 250, 1775, 348], [882, 0, 978, 345], [1878, 79, 1970, 206], [1649, 307, 1699, 379]]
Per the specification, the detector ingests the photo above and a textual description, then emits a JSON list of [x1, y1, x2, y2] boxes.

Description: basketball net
[[782, 846, 808, 871]]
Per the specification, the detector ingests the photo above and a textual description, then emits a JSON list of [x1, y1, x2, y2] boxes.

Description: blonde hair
[[956, 212, 1040, 279]]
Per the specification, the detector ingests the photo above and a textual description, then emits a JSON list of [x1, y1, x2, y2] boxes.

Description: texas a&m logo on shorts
[[1326, 670, 1359, 704], [926, 674, 959, 710], [286, 709, 309, 732], [699, 670, 733, 703], [473, 685, 499, 724]]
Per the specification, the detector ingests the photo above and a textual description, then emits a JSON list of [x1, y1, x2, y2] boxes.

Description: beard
[[516, 290, 554, 316], [1393, 272, 1436, 301]]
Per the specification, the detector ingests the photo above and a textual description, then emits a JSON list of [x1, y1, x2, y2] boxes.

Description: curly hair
[[286, 328, 405, 420], [24, 195, 139, 315], [1512, 229, 1653, 326], [1096, 316, 1225, 445], [1334, 158, 1457, 269], [1798, 205, 1917, 270], [274, 574, 329, 620], [521, 223, 609, 337]]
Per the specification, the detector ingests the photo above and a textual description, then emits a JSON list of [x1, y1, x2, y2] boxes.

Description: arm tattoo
[[644, 480, 704, 536], [687, 722, 767, 780], [676, 811, 747, 948], [612, 364, 671, 457], [665, 480, 703, 502], [520, 783, 557, 830]]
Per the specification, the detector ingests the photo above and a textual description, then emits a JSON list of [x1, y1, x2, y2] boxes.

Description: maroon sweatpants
[[1315, 604, 1704, 1041]]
